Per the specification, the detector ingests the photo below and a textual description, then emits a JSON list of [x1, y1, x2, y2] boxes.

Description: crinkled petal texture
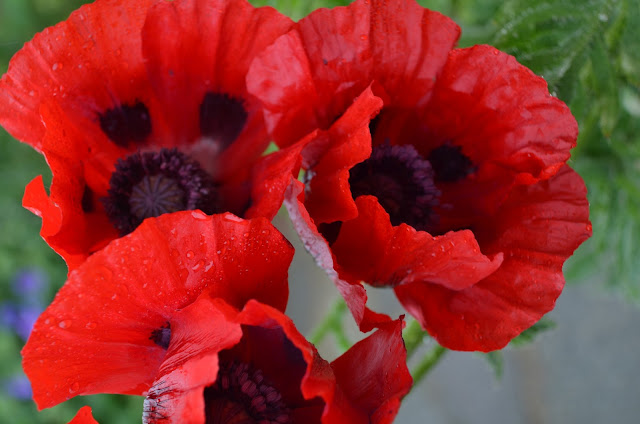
[[22, 212, 293, 409], [247, 0, 460, 147], [143, 298, 411, 424], [0, 0, 155, 151], [249, 0, 590, 349], [395, 166, 592, 351], [2, 0, 293, 269], [68, 407, 99, 424]]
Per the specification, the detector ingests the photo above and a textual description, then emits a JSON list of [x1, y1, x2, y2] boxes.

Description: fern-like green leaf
[[493, 0, 622, 100]]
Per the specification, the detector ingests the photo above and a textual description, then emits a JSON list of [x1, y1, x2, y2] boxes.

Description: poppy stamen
[[349, 143, 440, 231], [204, 360, 290, 424], [102, 148, 219, 235]]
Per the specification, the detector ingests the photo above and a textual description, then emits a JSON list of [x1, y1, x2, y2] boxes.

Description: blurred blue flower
[[3, 373, 33, 401], [1, 268, 48, 341], [0, 303, 41, 341], [10, 268, 48, 306]]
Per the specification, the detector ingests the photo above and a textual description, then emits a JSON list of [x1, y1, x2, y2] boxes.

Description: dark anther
[[199, 92, 248, 149], [349, 143, 440, 231], [82, 186, 94, 213], [427, 143, 475, 182], [150, 323, 171, 350], [102, 148, 219, 235], [204, 360, 290, 424], [99, 101, 152, 147]]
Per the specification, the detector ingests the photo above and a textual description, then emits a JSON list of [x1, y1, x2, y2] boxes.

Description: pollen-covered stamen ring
[[204, 360, 290, 424], [102, 148, 219, 235], [349, 143, 440, 231]]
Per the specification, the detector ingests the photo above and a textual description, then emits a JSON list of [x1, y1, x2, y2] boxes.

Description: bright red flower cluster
[[0, 0, 591, 422]]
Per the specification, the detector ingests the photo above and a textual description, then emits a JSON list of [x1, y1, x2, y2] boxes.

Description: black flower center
[[99, 101, 152, 147], [204, 360, 290, 424], [150, 323, 171, 350], [102, 148, 219, 235], [200, 92, 248, 149], [349, 143, 440, 231], [427, 143, 475, 183]]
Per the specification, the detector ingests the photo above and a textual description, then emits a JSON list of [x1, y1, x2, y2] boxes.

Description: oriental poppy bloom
[[0, 0, 293, 269], [247, 0, 592, 351], [141, 299, 411, 424], [22, 211, 293, 409]]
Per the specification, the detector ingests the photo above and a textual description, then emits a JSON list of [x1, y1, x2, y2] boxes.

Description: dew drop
[[223, 214, 243, 223], [58, 320, 72, 329], [186, 250, 194, 259], [69, 382, 80, 393], [191, 210, 208, 220], [85, 322, 97, 330], [192, 260, 204, 271], [204, 261, 214, 272]]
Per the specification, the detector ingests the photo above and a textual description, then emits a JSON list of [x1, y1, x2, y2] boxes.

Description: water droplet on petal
[[69, 382, 80, 393], [186, 250, 194, 259], [58, 320, 72, 329], [192, 260, 204, 271], [223, 214, 243, 223], [191, 210, 208, 220], [85, 322, 96, 330]]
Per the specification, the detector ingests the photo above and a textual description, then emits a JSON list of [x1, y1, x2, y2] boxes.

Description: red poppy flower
[[22, 211, 293, 409], [247, 0, 592, 350], [68, 407, 99, 424], [141, 298, 411, 424], [0, 0, 293, 269]]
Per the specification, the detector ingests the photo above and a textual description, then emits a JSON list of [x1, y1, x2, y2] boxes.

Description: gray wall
[[276, 212, 640, 424]]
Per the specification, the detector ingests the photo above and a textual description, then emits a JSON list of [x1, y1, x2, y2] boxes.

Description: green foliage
[[482, 351, 504, 379], [510, 318, 556, 347], [250, 0, 350, 20], [481, 318, 556, 379], [494, 0, 640, 302]]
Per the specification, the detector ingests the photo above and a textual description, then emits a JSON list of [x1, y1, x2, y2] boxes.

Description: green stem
[[309, 297, 349, 347], [411, 345, 448, 386], [402, 319, 427, 359]]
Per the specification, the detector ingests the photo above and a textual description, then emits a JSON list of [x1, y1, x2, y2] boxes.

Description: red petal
[[395, 166, 591, 351], [332, 196, 502, 289], [237, 301, 366, 423], [143, 297, 243, 424], [144, 299, 367, 423], [304, 86, 383, 225], [22, 212, 292, 408], [0, 0, 154, 151], [68, 407, 99, 424], [246, 131, 317, 220], [22, 102, 121, 269], [423, 45, 577, 184], [331, 319, 412, 423], [247, 0, 459, 147], [284, 179, 391, 332], [141, 0, 292, 180]]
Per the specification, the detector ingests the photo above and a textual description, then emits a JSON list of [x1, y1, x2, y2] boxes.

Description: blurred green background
[[0, 0, 638, 423]]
